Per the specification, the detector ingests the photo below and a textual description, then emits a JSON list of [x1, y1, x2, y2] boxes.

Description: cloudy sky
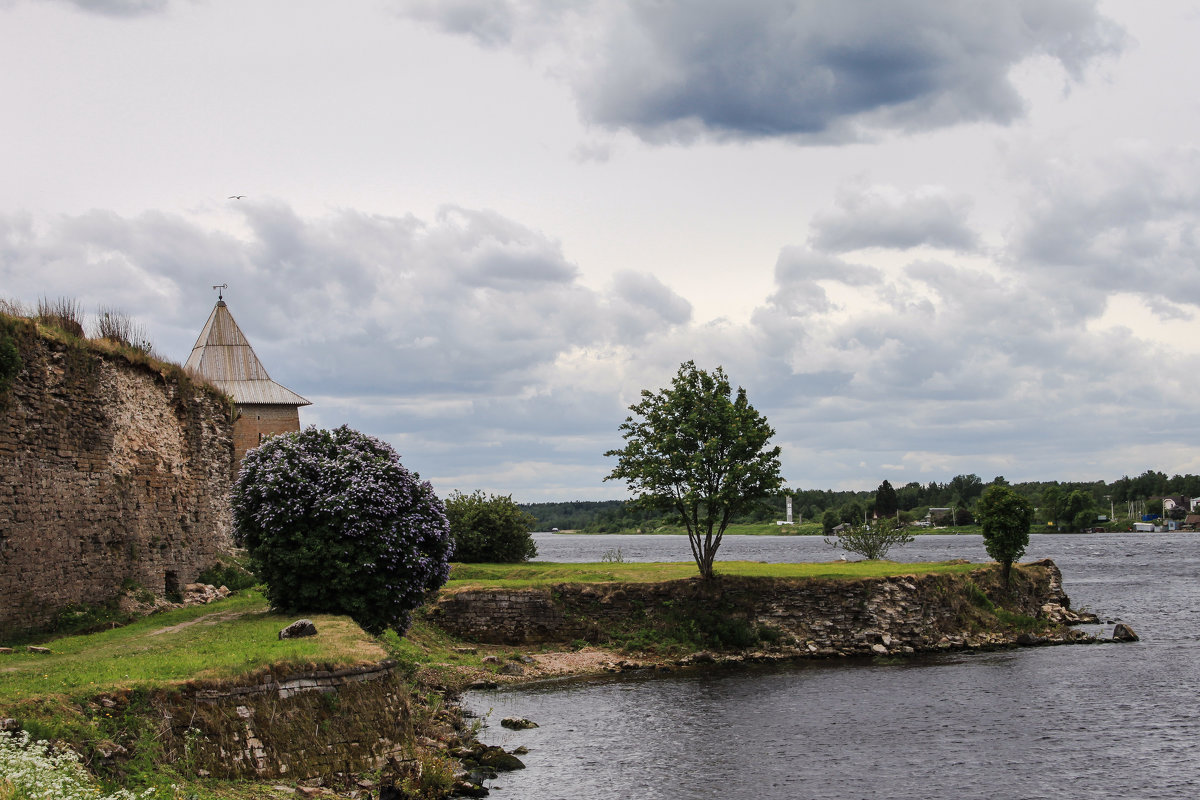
[[3, 0, 1199, 501]]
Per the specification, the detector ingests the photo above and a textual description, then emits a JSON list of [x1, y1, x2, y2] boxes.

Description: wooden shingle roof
[[185, 300, 311, 407]]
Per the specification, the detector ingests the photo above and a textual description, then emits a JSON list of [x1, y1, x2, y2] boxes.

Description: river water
[[465, 533, 1200, 799]]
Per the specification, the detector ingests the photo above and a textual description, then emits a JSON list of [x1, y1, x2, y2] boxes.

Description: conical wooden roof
[[185, 300, 311, 406]]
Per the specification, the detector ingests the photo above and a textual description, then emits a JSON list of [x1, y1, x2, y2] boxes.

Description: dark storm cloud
[[809, 186, 979, 252], [395, 0, 1124, 143]]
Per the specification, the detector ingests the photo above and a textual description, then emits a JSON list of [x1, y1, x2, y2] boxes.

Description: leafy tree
[[897, 482, 922, 511], [948, 473, 985, 502], [976, 485, 1034, 584], [953, 506, 974, 526], [230, 425, 452, 634], [446, 490, 538, 562], [826, 518, 914, 560], [1062, 490, 1093, 530], [1040, 486, 1064, 526], [605, 361, 783, 579], [821, 509, 839, 535], [874, 480, 898, 518], [839, 501, 865, 524]]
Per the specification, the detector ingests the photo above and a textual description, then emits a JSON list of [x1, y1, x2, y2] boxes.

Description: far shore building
[[185, 297, 311, 471]]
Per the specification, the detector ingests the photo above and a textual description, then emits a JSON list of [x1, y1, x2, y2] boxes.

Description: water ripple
[[469, 532, 1200, 799]]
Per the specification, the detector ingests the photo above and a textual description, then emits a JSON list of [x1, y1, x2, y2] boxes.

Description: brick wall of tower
[[232, 404, 302, 470]]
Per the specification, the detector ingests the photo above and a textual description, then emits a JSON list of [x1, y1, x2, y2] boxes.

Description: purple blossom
[[230, 425, 452, 634]]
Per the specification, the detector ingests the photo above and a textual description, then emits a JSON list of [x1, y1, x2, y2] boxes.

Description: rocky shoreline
[[417, 569, 1138, 798]]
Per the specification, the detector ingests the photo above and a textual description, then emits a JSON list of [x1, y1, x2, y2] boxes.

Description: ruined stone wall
[[0, 322, 235, 638], [152, 662, 411, 781], [425, 561, 1074, 656]]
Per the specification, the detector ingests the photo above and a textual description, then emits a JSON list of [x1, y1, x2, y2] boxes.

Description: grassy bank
[[1, 559, 984, 705], [0, 558, 990, 798], [445, 558, 979, 589], [0, 591, 382, 704], [0, 589, 487, 800], [554, 522, 1002, 536], [559, 521, 825, 536]]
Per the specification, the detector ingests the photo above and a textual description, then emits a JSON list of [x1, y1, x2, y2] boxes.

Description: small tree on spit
[[826, 517, 914, 560], [605, 361, 783, 579], [976, 484, 1034, 585], [230, 425, 453, 634]]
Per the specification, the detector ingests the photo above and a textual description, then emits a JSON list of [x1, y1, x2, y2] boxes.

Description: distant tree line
[[521, 469, 1200, 533]]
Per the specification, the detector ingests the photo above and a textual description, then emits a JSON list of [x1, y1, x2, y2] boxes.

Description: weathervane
[[212, 283, 228, 301]]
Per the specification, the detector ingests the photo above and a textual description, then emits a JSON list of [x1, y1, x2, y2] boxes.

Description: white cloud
[[810, 184, 979, 252]]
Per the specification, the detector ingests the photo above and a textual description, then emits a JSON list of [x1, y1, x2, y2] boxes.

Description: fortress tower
[[185, 296, 310, 469]]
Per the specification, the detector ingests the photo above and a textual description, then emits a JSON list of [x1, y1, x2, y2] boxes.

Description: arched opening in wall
[[164, 570, 182, 603]]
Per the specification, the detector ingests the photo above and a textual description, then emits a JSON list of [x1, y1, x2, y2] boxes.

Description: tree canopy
[[445, 490, 538, 563], [874, 480, 898, 518], [605, 361, 783, 578], [976, 484, 1034, 584]]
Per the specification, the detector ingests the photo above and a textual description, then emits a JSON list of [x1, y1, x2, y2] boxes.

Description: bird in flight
[[228, 195, 245, 200]]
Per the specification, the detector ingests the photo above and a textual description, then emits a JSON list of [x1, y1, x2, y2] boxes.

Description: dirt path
[[148, 611, 248, 636]]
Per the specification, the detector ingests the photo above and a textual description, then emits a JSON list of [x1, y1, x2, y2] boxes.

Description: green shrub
[[0, 321, 21, 397], [230, 425, 452, 634], [445, 490, 538, 563], [825, 517, 915, 560], [195, 561, 258, 592], [50, 601, 135, 637], [963, 580, 994, 610]]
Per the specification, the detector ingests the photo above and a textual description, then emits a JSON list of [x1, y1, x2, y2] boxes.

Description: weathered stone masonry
[[151, 662, 412, 780], [0, 324, 235, 638], [426, 561, 1077, 656]]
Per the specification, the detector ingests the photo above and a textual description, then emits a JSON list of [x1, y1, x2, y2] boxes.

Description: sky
[[3, 0, 1200, 502]]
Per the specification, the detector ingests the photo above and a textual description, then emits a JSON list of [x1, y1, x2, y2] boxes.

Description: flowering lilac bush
[[231, 425, 452, 634]]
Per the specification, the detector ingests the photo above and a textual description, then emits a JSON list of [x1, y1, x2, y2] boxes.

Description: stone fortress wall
[[0, 320, 235, 638]]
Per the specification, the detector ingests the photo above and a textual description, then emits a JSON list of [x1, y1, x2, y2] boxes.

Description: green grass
[[446, 559, 979, 589], [567, 521, 826, 536], [563, 522, 995, 537], [0, 591, 383, 704]]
